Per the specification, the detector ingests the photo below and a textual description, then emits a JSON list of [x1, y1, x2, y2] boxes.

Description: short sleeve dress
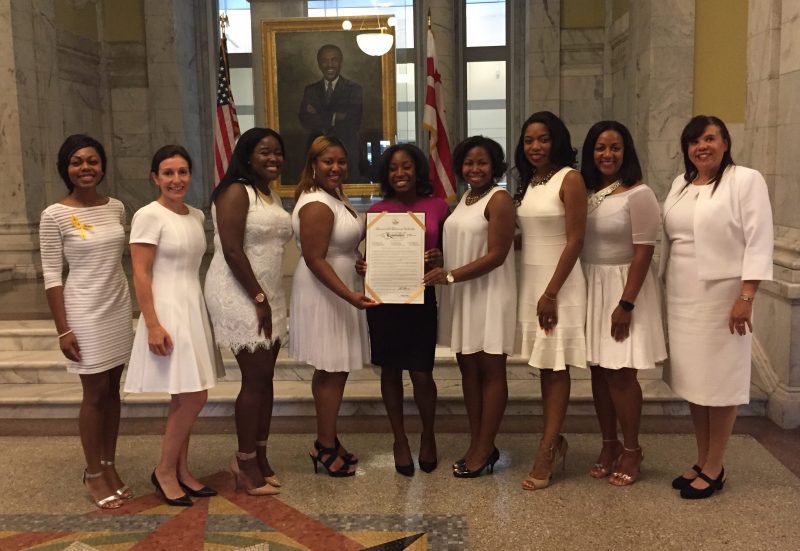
[[582, 184, 667, 369], [366, 196, 449, 371], [438, 187, 517, 356], [124, 201, 222, 394], [39, 198, 134, 374], [289, 190, 369, 372], [204, 185, 292, 352], [516, 167, 587, 370]]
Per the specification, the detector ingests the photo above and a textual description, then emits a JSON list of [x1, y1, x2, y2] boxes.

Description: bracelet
[[618, 299, 635, 312], [542, 293, 557, 302], [738, 294, 754, 302], [58, 329, 73, 339]]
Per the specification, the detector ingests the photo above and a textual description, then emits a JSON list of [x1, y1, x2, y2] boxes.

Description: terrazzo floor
[[1, 431, 799, 550]]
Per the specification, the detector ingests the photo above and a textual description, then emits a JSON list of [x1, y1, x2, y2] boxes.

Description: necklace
[[529, 169, 558, 187], [465, 184, 496, 206], [587, 180, 622, 213]]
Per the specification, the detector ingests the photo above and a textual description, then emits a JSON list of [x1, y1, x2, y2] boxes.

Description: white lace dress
[[204, 185, 292, 352]]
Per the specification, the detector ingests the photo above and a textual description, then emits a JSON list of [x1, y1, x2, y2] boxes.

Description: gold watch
[[254, 292, 267, 304], [445, 271, 455, 284]]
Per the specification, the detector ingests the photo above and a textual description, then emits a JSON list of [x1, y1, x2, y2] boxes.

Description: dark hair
[[150, 145, 192, 175], [317, 44, 342, 61], [377, 143, 432, 198], [680, 115, 734, 194], [211, 127, 285, 203], [452, 136, 507, 182], [56, 134, 107, 192], [513, 111, 576, 203], [295, 135, 348, 200], [580, 120, 643, 191]]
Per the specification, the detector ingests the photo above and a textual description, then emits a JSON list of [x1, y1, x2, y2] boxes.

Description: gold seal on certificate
[[365, 212, 426, 304]]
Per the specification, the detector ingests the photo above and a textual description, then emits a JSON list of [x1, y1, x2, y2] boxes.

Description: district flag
[[214, 35, 240, 187], [422, 25, 456, 202]]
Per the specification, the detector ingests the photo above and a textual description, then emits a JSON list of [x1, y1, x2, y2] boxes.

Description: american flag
[[213, 35, 240, 187], [422, 24, 456, 202]]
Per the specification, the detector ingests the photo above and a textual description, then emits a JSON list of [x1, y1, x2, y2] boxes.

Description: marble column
[[525, 0, 560, 116]]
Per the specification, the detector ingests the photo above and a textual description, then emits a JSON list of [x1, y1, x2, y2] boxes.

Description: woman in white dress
[[205, 128, 290, 496], [40, 135, 134, 509], [424, 136, 516, 478], [514, 111, 587, 490], [580, 121, 667, 486], [126, 145, 222, 506], [289, 136, 376, 477], [662, 116, 773, 499]]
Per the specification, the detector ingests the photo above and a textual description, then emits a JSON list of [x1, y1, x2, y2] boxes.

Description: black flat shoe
[[680, 468, 725, 500], [151, 471, 192, 507], [453, 447, 500, 479], [178, 480, 217, 498], [419, 458, 438, 473], [395, 463, 415, 477], [671, 464, 702, 490]]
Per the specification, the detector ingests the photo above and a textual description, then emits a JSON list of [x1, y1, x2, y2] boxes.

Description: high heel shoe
[[589, 440, 621, 479], [671, 464, 702, 490], [419, 458, 438, 474], [255, 440, 282, 487], [100, 460, 133, 500], [151, 470, 192, 507], [395, 463, 415, 477], [335, 437, 358, 465], [230, 452, 280, 496], [453, 447, 500, 478], [680, 467, 725, 500], [522, 435, 568, 491], [83, 470, 123, 509], [309, 440, 355, 478], [178, 480, 217, 497], [609, 446, 643, 486]]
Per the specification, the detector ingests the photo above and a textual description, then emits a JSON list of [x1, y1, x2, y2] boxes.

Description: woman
[[289, 136, 376, 478], [205, 128, 291, 495], [125, 145, 222, 506], [357, 144, 448, 476], [40, 134, 134, 509], [661, 115, 773, 499], [424, 136, 516, 479], [580, 121, 667, 486], [514, 111, 587, 490]]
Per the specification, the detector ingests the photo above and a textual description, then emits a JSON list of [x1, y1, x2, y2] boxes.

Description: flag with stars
[[214, 35, 240, 187], [423, 24, 456, 202]]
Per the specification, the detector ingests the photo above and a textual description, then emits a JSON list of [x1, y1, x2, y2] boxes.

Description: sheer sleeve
[[39, 209, 65, 290], [628, 186, 660, 245]]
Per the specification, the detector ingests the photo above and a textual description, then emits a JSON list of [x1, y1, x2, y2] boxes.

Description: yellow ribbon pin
[[71, 214, 94, 239]]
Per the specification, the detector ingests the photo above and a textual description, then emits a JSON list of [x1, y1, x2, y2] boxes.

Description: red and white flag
[[422, 25, 456, 202], [213, 35, 240, 187]]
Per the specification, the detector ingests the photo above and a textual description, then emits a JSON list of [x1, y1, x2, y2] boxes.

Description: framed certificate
[[365, 212, 426, 304]]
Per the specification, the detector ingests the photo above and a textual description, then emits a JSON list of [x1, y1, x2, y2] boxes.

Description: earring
[[312, 168, 316, 180]]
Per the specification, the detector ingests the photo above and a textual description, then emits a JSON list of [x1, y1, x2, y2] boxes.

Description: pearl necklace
[[587, 180, 622, 213], [465, 184, 496, 206]]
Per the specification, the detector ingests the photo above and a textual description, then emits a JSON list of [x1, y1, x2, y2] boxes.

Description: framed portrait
[[261, 16, 397, 197]]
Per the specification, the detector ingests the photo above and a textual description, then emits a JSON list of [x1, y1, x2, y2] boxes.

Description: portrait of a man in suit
[[298, 44, 364, 181]]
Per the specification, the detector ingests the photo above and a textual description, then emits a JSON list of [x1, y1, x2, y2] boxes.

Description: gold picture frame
[[261, 16, 397, 198]]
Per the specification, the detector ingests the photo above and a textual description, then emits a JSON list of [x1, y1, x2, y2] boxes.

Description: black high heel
[[335, 437, 358, 465], [419, 458, 438, 474], [309, 441, 355, 478], [151, 470, 192, 507], [680, 468, 725, 500], [453, 447, 500, 479], [178, 479, 217, 498], [395, 463, 415, 477], [671, 464, 702, 490]]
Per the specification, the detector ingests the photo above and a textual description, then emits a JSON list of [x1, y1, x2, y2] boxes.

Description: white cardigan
[[659, 165, 773, 281]]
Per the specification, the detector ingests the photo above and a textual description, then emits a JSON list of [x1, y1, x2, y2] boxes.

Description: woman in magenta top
[[358, 144, 448, 476]]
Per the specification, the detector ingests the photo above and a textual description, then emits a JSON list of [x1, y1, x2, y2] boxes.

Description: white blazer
[[659, 165, 773, 281]]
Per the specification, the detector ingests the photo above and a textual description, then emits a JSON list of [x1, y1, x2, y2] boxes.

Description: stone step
[[0, 378, 768, 419]]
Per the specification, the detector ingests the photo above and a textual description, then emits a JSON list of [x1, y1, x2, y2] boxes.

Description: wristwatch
[[254, 292, 267, 304], [445, 271, 455, 284], [618, 299, 635, 311]]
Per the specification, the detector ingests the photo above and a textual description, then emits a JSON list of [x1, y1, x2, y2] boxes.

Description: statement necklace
[[529, 169, 558, 187], [587, 180, 622, 213], [465, 184, 496, 206]]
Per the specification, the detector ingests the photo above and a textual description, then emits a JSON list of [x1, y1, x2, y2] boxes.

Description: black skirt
[[366, 286, 437, 371]]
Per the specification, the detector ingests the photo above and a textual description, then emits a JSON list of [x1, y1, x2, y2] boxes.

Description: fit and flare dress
[[125, 202, 222, 394], [582, 184, 666, 369], [366, 196, 449, 371], [438, 187, 517, 355], [205, 185, 292, 352], [516, 167, 587, 370], [39, 199, 134, 374], [289, 190, 369, 372]]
